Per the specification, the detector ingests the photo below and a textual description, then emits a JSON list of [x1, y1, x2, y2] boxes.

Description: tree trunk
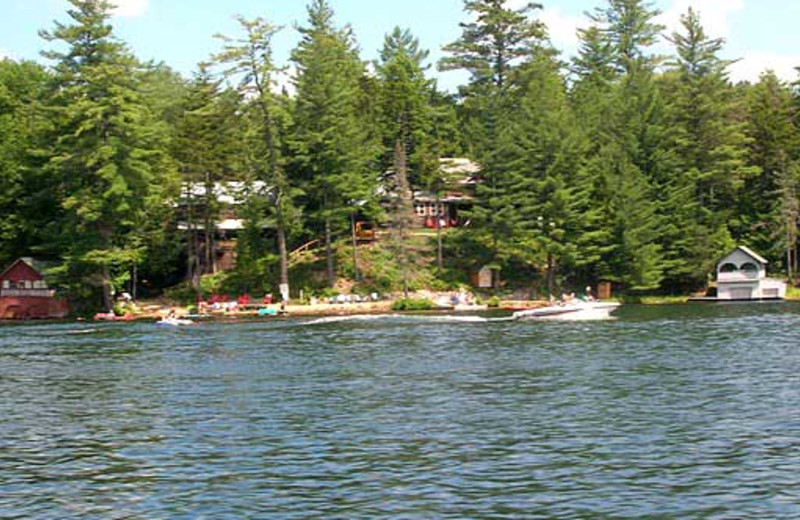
[[101, 264, 113, 312], [351, 211, 360, 282], [436, 193, 443, 272], [204, 172, 215, 274], [132, 263, 138, 302], [325, 217, 335, 288], [393, 138, 413, 298], [186, 182, 202, 296], [277, 221, 289, 300]]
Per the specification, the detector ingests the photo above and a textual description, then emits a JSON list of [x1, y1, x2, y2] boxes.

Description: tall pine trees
[[290, 0, 377, 288], [572, 0, 666, 290], [41, 0, 174, 310], [659, 8, 754, 290], [440, 0, 546, 288], [213, 16, 297, 300]]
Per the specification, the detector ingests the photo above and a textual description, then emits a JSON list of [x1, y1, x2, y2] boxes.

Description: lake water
[[2, 303, 800, 519]]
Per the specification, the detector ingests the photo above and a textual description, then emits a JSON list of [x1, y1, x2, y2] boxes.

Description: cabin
[[716, 246, 786, 300], [0, 258, 69, 319], [176, 181, 273, 272]]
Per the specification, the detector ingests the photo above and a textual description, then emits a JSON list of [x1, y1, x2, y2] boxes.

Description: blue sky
[[2, 0, 798, 91]]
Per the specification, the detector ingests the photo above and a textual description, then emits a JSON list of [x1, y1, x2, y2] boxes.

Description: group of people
[[197, 292, 276, 313], [322, 293, 380, 305], [551, 286, 596, 306], [449, 288, 476, 306]]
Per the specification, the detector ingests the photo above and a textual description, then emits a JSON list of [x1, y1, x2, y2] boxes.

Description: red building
[[0, 259, 69, 319]]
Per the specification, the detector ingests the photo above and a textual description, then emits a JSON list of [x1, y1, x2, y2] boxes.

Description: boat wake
[[305, 314, 405, 325], [304, 313, 516, 326]]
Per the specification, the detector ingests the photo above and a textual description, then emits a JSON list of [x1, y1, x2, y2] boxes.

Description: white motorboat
[[512, 301, 620, 321]]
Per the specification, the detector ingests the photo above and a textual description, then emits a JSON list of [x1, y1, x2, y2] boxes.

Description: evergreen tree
[[377, 27, 438, 292], [290, 0, 378, 288], [173, 65, 244, 292], [440, 0, 545, 94], [440, 0, 546, 286], [213, 15, 297, 300], [501, 52, 587, 295], [0, 59, 51, 266], [588, 0, 664, 74], [741, 71, 799, 273], [658, 8, 755, 290], [571, 0, 666, 290], [40, 0, 174, 311]]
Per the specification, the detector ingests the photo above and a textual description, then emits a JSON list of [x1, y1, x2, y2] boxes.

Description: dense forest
[[2, 0, 799, 310]]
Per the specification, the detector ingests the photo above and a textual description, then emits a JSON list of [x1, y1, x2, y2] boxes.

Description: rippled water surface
[[2, 303, 800, 518]]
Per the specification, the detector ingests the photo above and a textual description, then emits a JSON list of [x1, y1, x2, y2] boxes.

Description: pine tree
[[173, 65, 243, 292], [213, 15, 297, 301], [503, 52, 587, 296], [0, 59, 51, 266], [741, 72, 799, 273], [377, 27, 438, 294], [570, 0, 666, 291], [657, 8, 755, 290], [588, 0, 664, 74], [40, 0, 174, 311], [439, 0, 546, 286], [290, 0, 378, 288]]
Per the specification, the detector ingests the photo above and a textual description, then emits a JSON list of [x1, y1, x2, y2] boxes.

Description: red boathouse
[[0, 259, 69, 319]]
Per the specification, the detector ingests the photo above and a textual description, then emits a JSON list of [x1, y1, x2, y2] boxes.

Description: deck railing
[[0, 289, 55, 298], [717, 272, 760, 282]]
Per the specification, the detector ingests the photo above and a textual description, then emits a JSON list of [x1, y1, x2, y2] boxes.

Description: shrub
[[487, 296, 501, 308], [391, 298, 436, 311]]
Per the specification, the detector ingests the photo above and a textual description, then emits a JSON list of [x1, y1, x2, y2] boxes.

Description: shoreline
[[5, 297, 796, 324]]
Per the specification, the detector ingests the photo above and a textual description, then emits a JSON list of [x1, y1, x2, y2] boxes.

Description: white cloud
[[540, 7, 583, 54], [274, 65, 296, 97], [659, 0, 744, 40], [110, 0, 149, 18], [728, 51, 800, 84]]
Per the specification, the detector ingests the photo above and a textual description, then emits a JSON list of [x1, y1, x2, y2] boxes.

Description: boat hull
[[513, 302, 620, 321]]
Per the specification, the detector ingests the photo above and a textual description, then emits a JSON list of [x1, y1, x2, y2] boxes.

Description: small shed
[[0, 258, 69, 319], [716, 246, 786, 300]]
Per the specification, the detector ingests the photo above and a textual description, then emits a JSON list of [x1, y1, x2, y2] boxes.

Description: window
[[720, 263, 738, 273], [740, 262, 759, 272]]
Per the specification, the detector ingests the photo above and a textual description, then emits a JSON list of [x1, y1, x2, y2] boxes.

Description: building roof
[[178, 181, 271, 205], [0, 258, 44, 282], [439, 158, 482, 186], [722, 245, 769, 265]]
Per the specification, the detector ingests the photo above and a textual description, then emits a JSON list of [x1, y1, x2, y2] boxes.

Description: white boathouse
[[716, 246, 786, 300]]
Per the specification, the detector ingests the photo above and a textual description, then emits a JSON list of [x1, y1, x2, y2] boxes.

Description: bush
[[487, 296, 501, 308], [391, 298, 436, 311]]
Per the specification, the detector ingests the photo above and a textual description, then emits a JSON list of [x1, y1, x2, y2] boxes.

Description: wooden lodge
[[0, 259, 69, 319]]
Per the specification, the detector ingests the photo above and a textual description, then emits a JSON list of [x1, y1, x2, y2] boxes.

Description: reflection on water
[[2, 303, 800, 518]]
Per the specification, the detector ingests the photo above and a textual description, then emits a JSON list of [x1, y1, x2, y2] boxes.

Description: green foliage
[[213, 15, 298, 299], [290, 0, 379, 287], [440, 0, 545, 93], [391, 298, 436, 311], [5, 0, 800, 312], [40, 0, 177, 310], [0, 59, 51, 266], [486, 296, 501, 308]]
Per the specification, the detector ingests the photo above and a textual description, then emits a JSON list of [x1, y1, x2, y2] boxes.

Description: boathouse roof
[[721, 246, 768, 266], [0, 258, 44, 283]]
